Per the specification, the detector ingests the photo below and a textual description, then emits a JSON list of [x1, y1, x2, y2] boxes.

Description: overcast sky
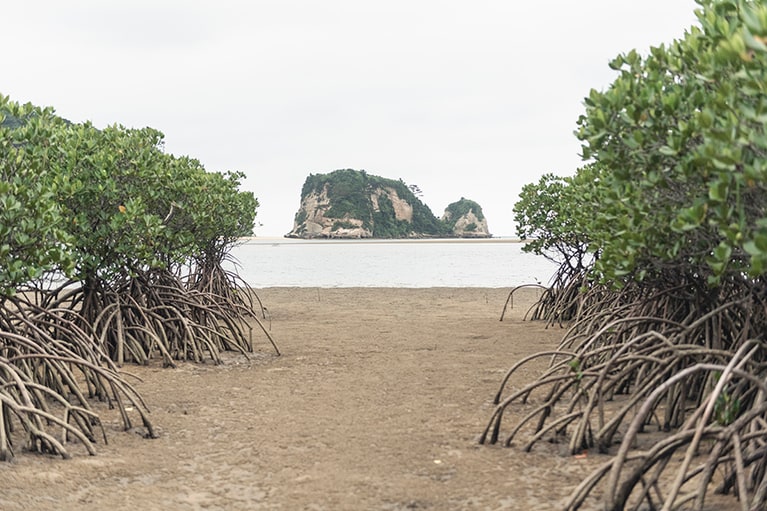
[[5, 1, 699, 237]]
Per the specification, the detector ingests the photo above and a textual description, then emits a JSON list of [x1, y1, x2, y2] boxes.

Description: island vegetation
[[484, 1, 767, 509], [442, 197, 486, 234], [0, 95, 276, 459]]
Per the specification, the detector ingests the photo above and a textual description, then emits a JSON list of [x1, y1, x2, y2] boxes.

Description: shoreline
[[248, 285, 532, 291], [239, 236, 526, 244]]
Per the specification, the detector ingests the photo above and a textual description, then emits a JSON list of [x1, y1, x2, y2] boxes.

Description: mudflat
[[1, 287, 607, 510]]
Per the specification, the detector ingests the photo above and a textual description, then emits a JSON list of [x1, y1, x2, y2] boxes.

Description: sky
[[4, 1, 700, 237]]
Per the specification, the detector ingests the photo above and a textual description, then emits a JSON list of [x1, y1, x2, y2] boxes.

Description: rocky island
[[286, 169, 491, 239]]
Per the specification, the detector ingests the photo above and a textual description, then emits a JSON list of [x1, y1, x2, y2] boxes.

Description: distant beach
[[240, 236, 527, 244]]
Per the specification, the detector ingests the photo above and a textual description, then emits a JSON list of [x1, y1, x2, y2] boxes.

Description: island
[[285, 169, 491, 239]]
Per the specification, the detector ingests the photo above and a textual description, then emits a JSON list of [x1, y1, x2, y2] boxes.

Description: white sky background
[[5, 1, 699, 237]]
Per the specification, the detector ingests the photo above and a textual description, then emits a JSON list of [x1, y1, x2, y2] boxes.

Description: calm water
[[228, 238, 558, 288]]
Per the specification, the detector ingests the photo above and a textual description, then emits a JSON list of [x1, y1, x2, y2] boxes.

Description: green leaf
[[709, 181, 729, 202], [658, 146, 677, 156]]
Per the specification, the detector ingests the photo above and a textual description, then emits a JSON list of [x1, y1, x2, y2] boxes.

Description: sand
[[0, 287, 609, 510]]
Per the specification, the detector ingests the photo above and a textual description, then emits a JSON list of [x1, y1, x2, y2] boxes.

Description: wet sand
[[1, 287, 609, 510]]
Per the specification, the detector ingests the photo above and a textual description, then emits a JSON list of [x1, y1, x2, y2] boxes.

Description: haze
[[4, 1, 699, 236]]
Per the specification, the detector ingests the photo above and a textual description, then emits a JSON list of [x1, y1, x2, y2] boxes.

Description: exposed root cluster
[[49, 268, 278, 367], [0, 295, 155, 460], [0, 255, 278, 460], [487, 271, 767, 510]]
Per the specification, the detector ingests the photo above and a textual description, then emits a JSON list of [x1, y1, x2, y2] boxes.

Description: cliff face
[[290, 182, 367, 238], [289, 183, 414, 238], [442, 198, 491, 238], [286, 169, 491, 239], [286, 169, 444, 239]]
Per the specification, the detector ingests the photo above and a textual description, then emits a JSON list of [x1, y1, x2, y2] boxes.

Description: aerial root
[[67, 268, 279, 366], [0, 252, 279, 461], [486, 275, 767, 509], [0, 299, 155, 459]]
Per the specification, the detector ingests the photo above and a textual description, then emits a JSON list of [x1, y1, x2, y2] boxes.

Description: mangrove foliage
[[485, 1, 767, 509], [0, 94, 277, 460]]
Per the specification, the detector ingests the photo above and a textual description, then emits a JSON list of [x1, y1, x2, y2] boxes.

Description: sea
[[228, 238, 558, 288]]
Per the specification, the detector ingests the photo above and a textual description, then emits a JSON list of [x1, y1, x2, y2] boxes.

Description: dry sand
[[0, 287, 613, 510]]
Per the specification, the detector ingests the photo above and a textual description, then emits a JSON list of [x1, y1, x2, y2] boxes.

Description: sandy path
[[1, 287, 606, 510]]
